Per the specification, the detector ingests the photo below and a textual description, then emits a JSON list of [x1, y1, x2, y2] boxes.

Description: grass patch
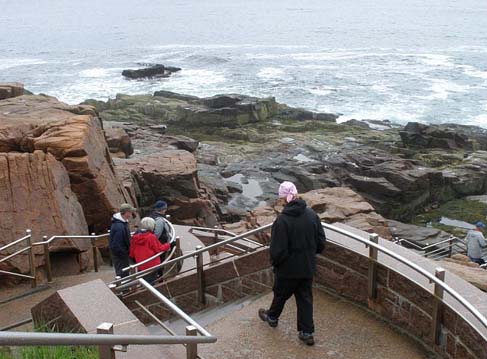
[[412, 198, 487, 236], [0, 345, 98, 359]]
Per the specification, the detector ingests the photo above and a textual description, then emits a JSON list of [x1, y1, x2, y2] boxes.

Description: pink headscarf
[[278, 181, 298, 203]]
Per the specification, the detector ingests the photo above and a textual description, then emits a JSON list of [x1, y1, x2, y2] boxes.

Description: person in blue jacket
[[109, 203, 136, 278]]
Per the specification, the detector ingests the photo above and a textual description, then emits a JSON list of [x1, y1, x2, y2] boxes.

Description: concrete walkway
[[195, 288, 433, 359]]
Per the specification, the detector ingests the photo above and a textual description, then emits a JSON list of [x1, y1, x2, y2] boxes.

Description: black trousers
[[267, 275, 314, 334], [112, 253, 130, 278]]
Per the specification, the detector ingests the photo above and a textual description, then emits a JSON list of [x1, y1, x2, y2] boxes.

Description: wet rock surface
[[88, 91, 487, 245], [121, 64, 181, 79]]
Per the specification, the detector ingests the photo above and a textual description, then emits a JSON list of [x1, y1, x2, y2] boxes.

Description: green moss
[[412, 199, 487, 233]]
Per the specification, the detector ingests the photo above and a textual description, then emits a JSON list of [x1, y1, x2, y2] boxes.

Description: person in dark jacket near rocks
[[130, 217, 173, 284], [259, 181, 326, 346], [109, 203, 137, 278]]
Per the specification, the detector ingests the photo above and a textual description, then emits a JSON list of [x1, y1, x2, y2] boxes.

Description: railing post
[[195, 245, 205, 305], [176, 236, 181, 254], [431, 267, 446, 345], [213, 226, 220, 256], [26, 230, 37, 288], [368, 233, 379, 302], [91, 233, 99, 272], [448, 238, 453, 258], [186, 325, 198, 359], [42, 236, 52, 283], [97, 322, 115, 359]]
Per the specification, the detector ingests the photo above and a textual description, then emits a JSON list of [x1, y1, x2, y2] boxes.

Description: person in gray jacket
[[466, 221, 486, 265], [150, 200, 170, 244]]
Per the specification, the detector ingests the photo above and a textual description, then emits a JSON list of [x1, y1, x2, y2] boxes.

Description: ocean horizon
[[1, 0, 486, 127]]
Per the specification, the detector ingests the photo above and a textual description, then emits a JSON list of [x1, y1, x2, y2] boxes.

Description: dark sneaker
[[258, 308, 278, 328], [299, 331, 315, 346]]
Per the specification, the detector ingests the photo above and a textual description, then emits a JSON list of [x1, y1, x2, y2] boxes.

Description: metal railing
[[393, 236, 468, 260], [114, 221, 487, 344], [0, 278, 216, 359], [109, 225, 271, 296], [322, 223, 487, 344], [3, 221, 487, 354], [0, 230, 36, 286]]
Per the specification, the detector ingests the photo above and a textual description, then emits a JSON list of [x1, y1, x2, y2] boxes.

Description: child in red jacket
[[130, 217, 171, 284]]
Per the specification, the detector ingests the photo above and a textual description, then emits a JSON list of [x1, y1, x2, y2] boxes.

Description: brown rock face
[[0, 151, 88, 274], [0, 83, 24, 100], [104, 127, 134, 158], [115, 150, 218, 226], [0, 95, 133, 282], [223, 187, 391, 240]]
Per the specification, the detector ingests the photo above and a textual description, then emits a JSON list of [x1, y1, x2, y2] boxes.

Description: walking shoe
[[258, 308, 278, 328], [298, 331, 315, 346]]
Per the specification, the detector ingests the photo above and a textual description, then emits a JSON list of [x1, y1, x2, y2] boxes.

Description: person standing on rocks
[[466, 221, 487, 266], [259, 181, 326, 346], [109, 203, 137, 278]]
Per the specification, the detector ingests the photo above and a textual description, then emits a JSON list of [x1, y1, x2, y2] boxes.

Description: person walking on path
[[258, 181, 326, 346], [466, 221, 487, 266], [109, 203, 137, 278], [130, 217, 173, 284]]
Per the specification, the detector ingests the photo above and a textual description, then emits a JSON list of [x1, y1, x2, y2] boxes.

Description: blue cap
[[154, 200, 167, 210], [476, 221, 485, 228]]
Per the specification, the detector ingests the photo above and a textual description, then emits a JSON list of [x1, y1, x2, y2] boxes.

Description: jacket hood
[[112, 212, 127, 223], [131, 230, 152, 245], [282, 199, 307, 217]]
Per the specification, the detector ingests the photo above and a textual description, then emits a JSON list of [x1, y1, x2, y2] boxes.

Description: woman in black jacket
[[259, 181, 326, 346]]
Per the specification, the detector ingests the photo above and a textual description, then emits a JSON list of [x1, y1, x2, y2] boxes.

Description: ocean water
[[1, 0, 486, 126]]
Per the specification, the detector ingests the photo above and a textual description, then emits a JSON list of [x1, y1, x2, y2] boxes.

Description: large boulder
[[104, 127, 134, 158], [399, 122, 487, 151], [0, 151, 88, 276], [0, 95, 133, 234], [115, 150, 218, 226], [122, 64, 181, 79], [0, 82, 24, 100], [439, 259, 487, 291]]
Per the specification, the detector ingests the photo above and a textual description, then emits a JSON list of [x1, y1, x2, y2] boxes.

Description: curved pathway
[[197, 288, 434, 359]]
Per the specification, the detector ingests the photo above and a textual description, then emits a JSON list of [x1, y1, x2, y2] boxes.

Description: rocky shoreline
[[2, 84, 487, 288]]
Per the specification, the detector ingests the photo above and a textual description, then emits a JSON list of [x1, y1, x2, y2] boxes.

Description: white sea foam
[[419, 79, 470, 101], [419, 54, 454, 67], [308, 87, 334, 96], [257, 67, 285, 80], [459, 65, 487, 80], [79, 68, 114, 78], [0, 58, 47, 70]]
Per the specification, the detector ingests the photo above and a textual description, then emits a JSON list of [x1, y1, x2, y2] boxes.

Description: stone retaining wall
[[123, 241, 487, 358], [317, 241, 487, 359]]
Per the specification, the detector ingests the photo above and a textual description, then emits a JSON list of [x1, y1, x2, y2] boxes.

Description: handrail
[[395, 235, 462, 251], [121, 218, 177, 273], [110, 224, 273, 288], [0, 231, 31, 252], [32, 233, 109, 246], [139, 278, 212, 337], [321, 223, 487, 336], [190, 226, 263, 247], [0, 332, 215, 346]]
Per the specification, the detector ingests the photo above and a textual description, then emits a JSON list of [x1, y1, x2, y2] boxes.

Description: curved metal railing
[[109, 224, 273, 289], [112, 221, 487, 343], [322, 223, 487, 340]]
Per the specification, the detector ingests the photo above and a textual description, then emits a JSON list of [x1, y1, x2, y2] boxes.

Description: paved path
[[0, 266, 116, 330], [195, 289, 433, 359]]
